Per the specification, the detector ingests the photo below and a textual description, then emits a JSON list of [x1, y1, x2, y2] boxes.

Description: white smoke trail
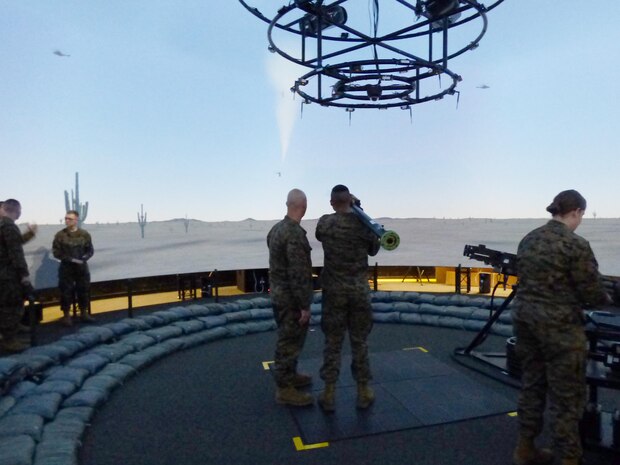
[[266, 53, 303, 162]]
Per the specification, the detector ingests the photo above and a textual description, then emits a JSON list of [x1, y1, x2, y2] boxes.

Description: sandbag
[[0, 413, 44, 441], [119, 333, 157, 351], [144, 326, 184, 342], [97, 363, 136, 382], [32, 380, 78, 398], [43, 367, 89, 387], [172, 320, 206, 334], [87, 342, 135, 362], [0, 434, 35, 465], [198, 315, 227, 329], [81, 374, 122, 393], [8, 392, 63, 420], [62, 389, 108, 409], [33, 438, 79, 465], [67, 354, 108, 375], [102, 321, 135, 337]]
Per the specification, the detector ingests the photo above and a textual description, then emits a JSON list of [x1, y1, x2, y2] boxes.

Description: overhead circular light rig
[[292, 59, 461, 110], [238, 0, 506, 111]]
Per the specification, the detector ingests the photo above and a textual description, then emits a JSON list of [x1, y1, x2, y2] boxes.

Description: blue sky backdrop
[[2, 1, 619, 224]]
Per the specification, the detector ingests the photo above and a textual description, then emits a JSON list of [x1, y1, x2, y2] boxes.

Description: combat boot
[[318, 383, 336, 412], [560, 459, 581, 465], [356, 383, 375, 409], [513, 435, 554, 465], [80, 309, 96, 323], [275, 386, 313, 407], [0, 338, 30, 353], [293, 373, 312, 388], [61, 311, 73, 327]]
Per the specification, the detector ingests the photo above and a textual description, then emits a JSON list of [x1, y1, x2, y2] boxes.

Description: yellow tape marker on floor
[[262, 361, 274, 370], [293, 436, 329, 451], [402, 346, 428, 353]]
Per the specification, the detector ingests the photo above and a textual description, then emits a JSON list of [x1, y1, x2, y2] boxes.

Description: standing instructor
[[267, 189, 314, 407], [53, 210, 95, 326]]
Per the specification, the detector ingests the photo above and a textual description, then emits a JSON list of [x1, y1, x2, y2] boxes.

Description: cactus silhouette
[[138, 204, 147, 238], [64, 172, 89, 227]]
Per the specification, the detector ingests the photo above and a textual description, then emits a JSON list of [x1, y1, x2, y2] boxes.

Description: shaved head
[[286, 189, 307, 208], [286, 189, 307, 222]]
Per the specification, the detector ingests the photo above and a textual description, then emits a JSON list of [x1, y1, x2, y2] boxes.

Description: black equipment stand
[[454, 299, 620, 452], [454, 244, 520, 381], [582, 312, 620, 451], [452, 282, 520, 386]]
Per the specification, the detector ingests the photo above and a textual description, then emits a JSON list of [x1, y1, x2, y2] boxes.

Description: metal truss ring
[[238, 1, 505, 41], [291, 58, 461, 109]]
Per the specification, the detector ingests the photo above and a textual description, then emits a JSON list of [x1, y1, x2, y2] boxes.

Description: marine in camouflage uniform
[[53, 210, 95, 324], [0, 201, 37, 244], [0, 199, 32, 351], [512, 190, 609, 465], [316, 185, 380, 410], [267, 189, 314, 406]]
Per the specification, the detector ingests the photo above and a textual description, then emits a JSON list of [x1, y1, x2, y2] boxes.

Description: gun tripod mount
[[452, 244, 520, 384]]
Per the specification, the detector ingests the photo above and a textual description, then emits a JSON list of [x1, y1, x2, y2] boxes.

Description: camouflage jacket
[[514, 219, 608, 327], [0, 216, 29, 281], [316, 211, 380, 293], [52, 228, 94, 267], [267, 216, 313, 309]]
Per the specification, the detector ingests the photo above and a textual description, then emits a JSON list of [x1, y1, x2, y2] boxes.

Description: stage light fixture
[[366, 84, 383, 101], [299, 5, 347, 35], [423, 0, 460, 19], [332, 81, 345, 97]]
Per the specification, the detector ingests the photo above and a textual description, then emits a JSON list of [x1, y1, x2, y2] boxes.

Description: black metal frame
[[453, 282, 517, 376], [238, 0, 506, 110]]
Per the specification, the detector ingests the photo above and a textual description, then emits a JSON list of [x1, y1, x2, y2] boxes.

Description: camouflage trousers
[[320, 291, 373, 384], [272, 304, 309, 388], [0, 278, 24, 340], [513, 320, 587, 460], [58, 264, 90, 312]]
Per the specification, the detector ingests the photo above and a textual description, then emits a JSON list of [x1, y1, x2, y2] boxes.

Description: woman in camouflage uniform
[[512, 190, 610, 465]]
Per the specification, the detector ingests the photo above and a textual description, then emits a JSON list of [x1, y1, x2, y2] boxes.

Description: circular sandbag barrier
[[0, 291, 512, 465]]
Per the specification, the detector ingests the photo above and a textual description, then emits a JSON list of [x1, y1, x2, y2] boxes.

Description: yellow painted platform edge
[[293, 436, 329, 451], [402, 346, 428, 353]]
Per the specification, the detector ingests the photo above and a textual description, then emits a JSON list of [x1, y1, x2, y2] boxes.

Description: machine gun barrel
[[351, 204, 400, 251], [463, 244, 517, 276]]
